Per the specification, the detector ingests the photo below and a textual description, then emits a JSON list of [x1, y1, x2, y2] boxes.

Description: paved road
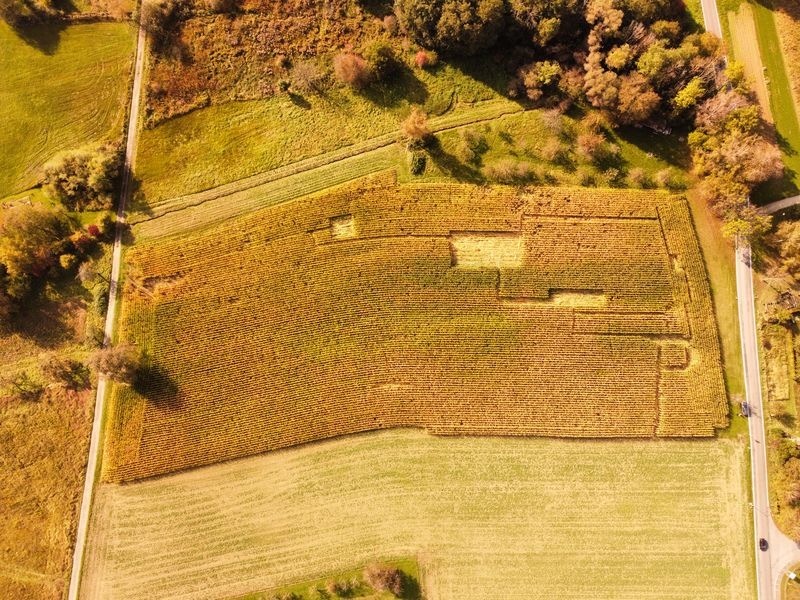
[[701, 0, 724, 38], [66, 21, 146, 600], [736, 242, 800, 600], [763, 194, 800, 214], [699, 0, 800, 598]]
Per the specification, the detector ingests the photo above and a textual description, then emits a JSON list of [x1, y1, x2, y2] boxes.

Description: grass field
[[102, 179, 728, 482], [135, 59, 510, 205], [83, 431, 754, 600], [0, 279, 97, 599], [0, 21, 135, 197]]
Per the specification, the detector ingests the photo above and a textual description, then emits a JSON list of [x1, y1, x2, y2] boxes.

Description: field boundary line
[[66, 19, 146, 600]]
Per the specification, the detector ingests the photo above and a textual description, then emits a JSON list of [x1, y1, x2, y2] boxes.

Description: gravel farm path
[[66, 20, 147, 600]]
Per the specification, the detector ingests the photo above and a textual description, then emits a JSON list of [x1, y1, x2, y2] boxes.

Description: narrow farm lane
[[763, 194, 800, 214], [66, 20, 147, 600], [701, 0, 724, 38]]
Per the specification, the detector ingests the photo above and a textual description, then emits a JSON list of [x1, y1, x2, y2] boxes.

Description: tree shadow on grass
[[361, 67, 429, 108], [615, 126, 692, 170], [400, 573, 422, 600], [8, 19, 68, 54], [752, 170, 800, 205], [426, 138, 483, 182]]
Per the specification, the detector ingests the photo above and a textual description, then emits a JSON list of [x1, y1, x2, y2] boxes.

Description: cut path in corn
[[82, 431, 753, 600]]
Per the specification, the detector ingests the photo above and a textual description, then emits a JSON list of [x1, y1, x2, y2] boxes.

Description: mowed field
[[82, 431, 753, 600], [103, 179, 727, 482], [0, 21, 135, 196]]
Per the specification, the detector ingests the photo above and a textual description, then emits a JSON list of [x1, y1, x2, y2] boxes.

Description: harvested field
[[0, 21, 135, 196], [104, 179, 727, 482], [83, 431, 753, 600]]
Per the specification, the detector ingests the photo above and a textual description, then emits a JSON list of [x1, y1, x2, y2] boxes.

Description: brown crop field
[[82, 431, 753, 600], [103, 178, 728, 482]]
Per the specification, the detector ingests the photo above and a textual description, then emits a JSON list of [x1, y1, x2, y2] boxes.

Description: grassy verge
[[687, 190, 747, 438], [235, 559, 421, 600], [0, 21, 136, 197]]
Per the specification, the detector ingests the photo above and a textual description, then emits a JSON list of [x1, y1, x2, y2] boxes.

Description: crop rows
[[104, 181, 727, 482]]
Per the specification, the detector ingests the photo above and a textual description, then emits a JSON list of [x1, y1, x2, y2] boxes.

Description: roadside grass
[[134, 59, 510, 207], [784, 562, 800, 599], [0, 20, 135, 197], [235, 559, 421, 600], [83, 432, 753, 600], [687, 190, 748, 438]]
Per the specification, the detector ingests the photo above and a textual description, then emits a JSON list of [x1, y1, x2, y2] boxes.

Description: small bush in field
[[333, 53, 372, 89], [627, 167, 650, 188], [363, 39, 400, 82], [541, 137, 566, 162], [409, 151, 426, 175], [414, 49, 438, 69], [400, 107, 431, 148], [364, 564, 403, 596], [290, 60, 326, 95], [483, 159, 535, 184]]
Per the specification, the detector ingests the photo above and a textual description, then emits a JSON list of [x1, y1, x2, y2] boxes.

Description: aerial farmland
[[2, 0, 800, 599]]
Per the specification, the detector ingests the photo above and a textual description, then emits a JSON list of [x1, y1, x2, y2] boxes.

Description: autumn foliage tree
[[394, 0, 505, 55], [333, 52, 372, 89], [42, 144, 123, 211]]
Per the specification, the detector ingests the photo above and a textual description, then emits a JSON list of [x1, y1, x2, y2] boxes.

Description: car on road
[[759, 538, 769, 551]]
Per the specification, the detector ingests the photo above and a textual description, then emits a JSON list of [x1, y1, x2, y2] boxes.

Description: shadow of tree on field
[[8, 19, 68, 54], [361, 66, 429, 108], [134, 363, 181, 408], [426, 137, 483, 182]]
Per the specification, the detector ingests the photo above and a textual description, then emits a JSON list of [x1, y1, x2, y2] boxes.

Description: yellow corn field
[[103, 175, 727, 482]]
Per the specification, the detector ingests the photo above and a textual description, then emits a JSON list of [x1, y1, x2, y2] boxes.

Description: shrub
[[42, 144, 123, 211], [290, 60, 326, 95], [483, 159, 535, 184], [395, 0, 506, 55], [59, 253, 78, 271], [516, 60, 562, 102], [39, 354, 89, 390], [333, 53, 372, 89], [400, 107, 431, 148], [414, 49, 438, 69], [364, 564, 403, 596], [89, 344, 140, 385], [541, 137, 566, 162], [654, 168, 686, 191], [576, 132, 605, 163], [456, 128, 486, 163], [409, 151, 427, 175], [1, 371, 43, 402], [627, 167, 650, 188], [363, 39, 400, 82], [383, 14, 398, 35]]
